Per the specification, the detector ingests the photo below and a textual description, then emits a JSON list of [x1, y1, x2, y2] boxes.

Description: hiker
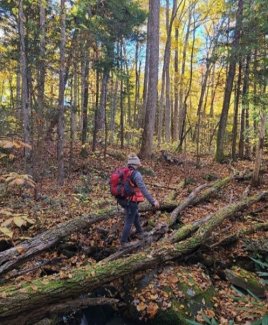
[[110, 153, 159, 247]]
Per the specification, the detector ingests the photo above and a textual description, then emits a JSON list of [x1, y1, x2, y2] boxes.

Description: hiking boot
[[120, 242, 132, 249], [135, 232, 145, 240]]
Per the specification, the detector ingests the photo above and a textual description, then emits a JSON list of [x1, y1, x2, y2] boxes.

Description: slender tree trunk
[[57, 0, 66, 185], [70, 61, 78, 161], [109, 75, 118, 143], [19, 0, 31, 168], [119, 41, 124, 148], [157, 1, 168, 145], [178, 13, 191, 141], [140, 0, 160, 158], [140, 11, 150, 127], [244, 55, 251, 159], [231, 60, 242, 160], [33, 0, 46, 182], [209, 65, 223, 118], [179, 22, 196, 150], [16, 62, 21, 120], [173, 27, 179, 141], [96, 71, 109, 137], [8, 77, 15, 110], [123, 44, 131, 128], [134, 40, 140, 127], [215, 0, 243, 162], [92, 47, 100, 152], [251, 110, 266, 186], [239, 54, 250, 159], [81, 46, 90, 156]]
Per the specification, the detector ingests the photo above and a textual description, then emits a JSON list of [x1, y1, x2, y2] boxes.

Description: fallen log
[[0, 191, 266, 324], [0, 174, 234, 277], [169, 183, 208, 225], [210, 222, 268, 248], [15, 297, 119, 325], [0, 203, 176, 277], [103, 179, 233, 260]]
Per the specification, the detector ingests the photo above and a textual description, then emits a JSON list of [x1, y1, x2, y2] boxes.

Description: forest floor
[[0, 144, 267, 324]]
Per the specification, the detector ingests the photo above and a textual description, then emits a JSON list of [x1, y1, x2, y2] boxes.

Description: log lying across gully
[[0, 203, 177, 277], [0, 174, 236, 277], [0, 191, 267, 324]]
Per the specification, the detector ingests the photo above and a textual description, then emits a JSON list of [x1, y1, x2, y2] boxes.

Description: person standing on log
[[110, 154, 159, 248]]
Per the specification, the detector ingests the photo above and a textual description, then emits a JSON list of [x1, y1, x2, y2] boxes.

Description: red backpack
[[110, 167, 135, 198]]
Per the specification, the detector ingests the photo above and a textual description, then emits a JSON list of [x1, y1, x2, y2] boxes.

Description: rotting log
[[0, 173, 250, 276], [14, 297, 119, 325], [103, 178, 237, 261], [210, 222, 268, 248], [0, 203, 176, 277], [0, 191, 267, 324], [169, 183, 208, 225], [0, 174, 234, 277]]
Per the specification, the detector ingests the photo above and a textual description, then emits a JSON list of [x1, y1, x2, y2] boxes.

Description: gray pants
[[117, 199, 142, 243]]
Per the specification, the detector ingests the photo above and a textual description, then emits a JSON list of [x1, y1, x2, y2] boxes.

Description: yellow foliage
[[1, 173, 36, 189]]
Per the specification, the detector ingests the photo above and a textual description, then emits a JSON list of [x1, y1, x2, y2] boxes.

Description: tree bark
[[140, 9, 150, 128], [0, 191, 266, 324], [251, 110, 266, 186], [57, 0, 66, 185], [81, 45, 90, 155], [140, 0, 160, 158], [215, 0, 243, 162], [178, 13, 191, 142], [231, 60, 242, 160], [238, 54, 250, 159], [18, 0, 31, 168]]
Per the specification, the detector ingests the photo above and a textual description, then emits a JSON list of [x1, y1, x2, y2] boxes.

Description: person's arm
[[132, 171, 159, 207]]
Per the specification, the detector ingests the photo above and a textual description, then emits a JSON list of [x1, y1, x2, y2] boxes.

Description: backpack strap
[[129, 169, 138, 187]]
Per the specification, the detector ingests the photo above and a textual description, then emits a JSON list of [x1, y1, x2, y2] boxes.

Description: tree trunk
[[251, 110, 266, 186], [244, 55, 251, 159], [96, 71, 109, 136], [33, 0, 46, 182], [215, 0, 243, 162], [178, 13, 191, 142], [180, 20, 196, 150], [140, 8, 150, 127], [231, 60, 242, 160], [0, 191, 266, 324], [109, 74, 119, 143], [238, 54, 250, 159], [81, 46, 90, 156], [18, 0, 31, 168], [140, 0, 160, 158], [173, 26, 179, 141], [92, 67, 100, 152], [57, 0, 66, 185]]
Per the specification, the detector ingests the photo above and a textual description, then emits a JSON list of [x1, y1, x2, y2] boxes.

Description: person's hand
[[153, 199, 160, 209]]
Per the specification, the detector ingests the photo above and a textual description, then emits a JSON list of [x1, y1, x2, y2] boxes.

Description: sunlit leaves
[[0, 208, 35, 239], [1, 172, 36, 189]]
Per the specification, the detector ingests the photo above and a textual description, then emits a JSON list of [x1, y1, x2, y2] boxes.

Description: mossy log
[[211, 222, 268, 248], [0, 203, 177, 277], [0, 191, 266, 324], [225, 266, 267, 298], [0, 173, 238, 277]]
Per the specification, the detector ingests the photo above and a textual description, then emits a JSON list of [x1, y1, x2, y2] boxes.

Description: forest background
[[0, 0, 266, 183]]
